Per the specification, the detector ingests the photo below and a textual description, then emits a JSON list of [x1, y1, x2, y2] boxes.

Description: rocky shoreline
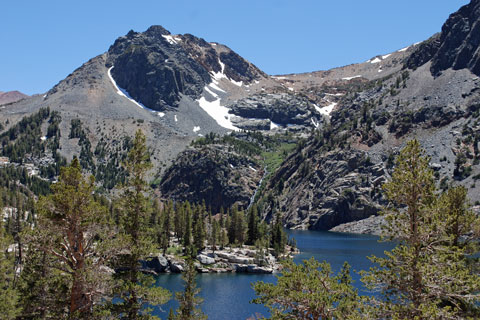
[[142, 246, 298, 275], [329, 215, 385, 236]]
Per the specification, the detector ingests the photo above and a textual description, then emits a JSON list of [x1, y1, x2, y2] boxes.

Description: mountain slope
[[257, 0, 480, 230]]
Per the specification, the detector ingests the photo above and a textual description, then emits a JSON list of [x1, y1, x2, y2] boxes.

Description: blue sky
[[1, 0, 469, 95]]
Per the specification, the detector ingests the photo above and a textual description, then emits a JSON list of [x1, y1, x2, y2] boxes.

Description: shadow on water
[[153, 229, 395, 320]]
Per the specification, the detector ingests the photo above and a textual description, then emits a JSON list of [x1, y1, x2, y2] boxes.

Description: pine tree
[[247, 204, 260, 245], [438, 185, 478, 248], [270, 212, 286, 257], [174, 259, 207, 320], [112, 130, 170, 319], [192, 204, 205, 254], [17, 240, 68, 319], [253, 258, 360, 319], [209, 219, 219, 254], [234, 208, 246, 245], [183, 202, 193, 255], [0, 220, 20, 319], [362, 140, 480, 319], [32, 158, 117, 318]]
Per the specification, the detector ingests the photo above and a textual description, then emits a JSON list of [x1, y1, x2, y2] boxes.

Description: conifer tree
[[253, 258, 360, 319], [0, 220, 20, 319], [174, 259, 207, 320], [183, 202, 193, 255], [193, 204, 205, 254], [112, 130, 170, 319], [362, 140, 480, 319], [209, 219, 219, 254], [247, 204, 260, 245], [17, 241, 69, 319], [31, 158, 118, 318], [270, 212, 286, 257]]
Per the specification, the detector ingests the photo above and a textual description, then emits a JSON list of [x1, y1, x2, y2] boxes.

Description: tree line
[[0, 129, 290, 319]]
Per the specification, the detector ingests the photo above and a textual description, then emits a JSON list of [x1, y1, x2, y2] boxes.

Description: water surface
[[153, 230, 394, 319]]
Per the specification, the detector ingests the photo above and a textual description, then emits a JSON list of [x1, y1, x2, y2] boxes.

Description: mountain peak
[[0, 90, 28, 105], [105, 26, 264, 112], [145, 25, 171, 37]]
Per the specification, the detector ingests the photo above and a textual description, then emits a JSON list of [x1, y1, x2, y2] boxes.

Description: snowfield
[[314, 102, 337, 116], [342, 75, 362, 81], [197, 86, 239, 131]]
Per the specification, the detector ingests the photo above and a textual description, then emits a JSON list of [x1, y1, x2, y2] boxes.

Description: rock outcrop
[[0, 91, 28, 105], [140, 247, 290, 274], [406, 0, 480, 76], [228, 93, 323, 128], [159, 144, 263, 212], [261, 147, 387, 230]]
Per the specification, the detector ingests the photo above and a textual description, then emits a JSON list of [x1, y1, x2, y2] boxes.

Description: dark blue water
[[153, 230, 394, 319]]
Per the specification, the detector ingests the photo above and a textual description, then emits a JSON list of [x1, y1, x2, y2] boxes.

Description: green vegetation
[[253, 258, 360, 319], [0, 107, 50, 163], [0, 219, 20, 318], [111, 130, 171, 319], [170, 259, 207, 320], [252, 140, 480, 319]]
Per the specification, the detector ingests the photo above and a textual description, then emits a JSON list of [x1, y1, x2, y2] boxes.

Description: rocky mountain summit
[[106, 25, 265, 112]]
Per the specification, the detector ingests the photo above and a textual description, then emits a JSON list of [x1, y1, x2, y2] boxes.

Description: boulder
[[170, 261, 185, 273], [234, 264, 248, 273], [144, 254, 169, 273], [247, 265, 273, 274], [197, 254, 216, 265]]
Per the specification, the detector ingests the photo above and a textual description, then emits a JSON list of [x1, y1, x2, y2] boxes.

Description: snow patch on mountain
[[162, 35, 177, 45], [314, 102, 337, 116], [342, 75, 362, 81], [197, 87, 239, 131], [209, 82, 225, 93]]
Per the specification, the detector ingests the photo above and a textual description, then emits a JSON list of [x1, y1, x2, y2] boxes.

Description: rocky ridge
[[406, 0, 480, 77], [106, 25, 265, 112]]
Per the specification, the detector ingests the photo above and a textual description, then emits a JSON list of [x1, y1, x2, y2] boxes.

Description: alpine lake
[[152, 230, 395, 319]]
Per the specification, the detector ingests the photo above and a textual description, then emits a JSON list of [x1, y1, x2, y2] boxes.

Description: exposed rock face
[[106, 25, 264, 112], [196, 254, 216, 265], [159, 145, 262, 212], [228, 93, 323, 127], [262, 147, 387, 230], [329, 215, 385, 235], [106, 26, 210, 111], [406, 0, 480, 76]]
